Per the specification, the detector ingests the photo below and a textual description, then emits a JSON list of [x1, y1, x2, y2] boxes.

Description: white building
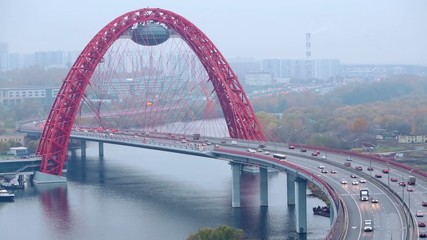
[[397, 135, 427, 143], [245, 72, 272, 86]]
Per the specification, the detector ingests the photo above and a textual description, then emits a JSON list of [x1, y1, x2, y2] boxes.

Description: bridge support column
[[295, 177, 307, 233], [230, 162, 241, 208], [81, 140, 86, 157], [287, 171, 296, 205], [260, 167, 268, 207], [99, 142, 104, 157]]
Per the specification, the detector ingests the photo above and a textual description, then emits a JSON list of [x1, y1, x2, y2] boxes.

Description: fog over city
[[1, 0, 426, 65]]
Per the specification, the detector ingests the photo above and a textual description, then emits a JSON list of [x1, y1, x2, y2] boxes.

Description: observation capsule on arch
[[131, 23, 170, 46]]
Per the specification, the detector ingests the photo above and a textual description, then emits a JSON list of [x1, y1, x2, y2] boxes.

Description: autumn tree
[[187, 225, 244, 240]]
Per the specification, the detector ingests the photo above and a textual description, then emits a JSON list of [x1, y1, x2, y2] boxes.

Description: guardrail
[[214, 148, 347, 240]]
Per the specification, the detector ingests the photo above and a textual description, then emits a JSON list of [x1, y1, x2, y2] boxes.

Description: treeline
[[253, 75, 427, 149], [0, 66, 67, 87]]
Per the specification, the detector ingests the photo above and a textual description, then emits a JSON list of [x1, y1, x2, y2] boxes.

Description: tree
[[187, 225, 244, 240]]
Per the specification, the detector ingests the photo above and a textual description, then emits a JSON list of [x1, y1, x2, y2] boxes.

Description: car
[[367, 166, 374, 171], [352, 181, 359, 185], [420, 222, 426, 227], [263, 151, 270, 155], [390, 177, 398, 182], [258, 144, 266, 148], [363, 220, 373, 232], [341, 179, 348, 184], [355, 166, 363, 171], [214, 144, 221, 149], [399, 181, 407, 187], [321, 155, 327, 159], [318, 165, 325, 169], [375, 174, 382, 178], [311, 152, 319, 156], [344, 162, 351, 167], [247, 148, 256, 153], [330, 170, 337, 174], [417, 210, 424, 217], [359, 178, 367, 183], [321, 169, 328, 174], [423, 202, 427, 207], [300, 148, 307, 152], [350, 174, 357, 178], [382, 169, 389, 174], [346, 156, 352, 161], [420, 232, 427, 238], [407, 187, 415, 192], [371, 198, 379, 203], [257, 148, 263, 152], [288, 145, 295, 149]]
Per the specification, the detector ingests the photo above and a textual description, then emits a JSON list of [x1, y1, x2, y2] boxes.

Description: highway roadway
[[283, 152, 407, 240]]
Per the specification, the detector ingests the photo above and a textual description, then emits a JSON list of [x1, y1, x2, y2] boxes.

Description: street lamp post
[[387, 160, 390, 187]]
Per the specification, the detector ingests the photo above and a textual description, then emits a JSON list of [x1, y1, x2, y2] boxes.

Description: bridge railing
[[214, 148, 346, 240]]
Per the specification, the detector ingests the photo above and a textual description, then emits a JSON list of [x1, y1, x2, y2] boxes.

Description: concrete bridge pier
[[230, 162, 241, 208], [260, 167, 268, 207], [99, 142, 104, 157], [295, 176, 307, 233], [286, 171, 296, 205], [81, 140, 87, 157]]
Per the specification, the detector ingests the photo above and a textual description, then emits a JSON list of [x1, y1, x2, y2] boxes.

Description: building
[[245, 72, 273, 86], [8, 146, 28, 156], [397, 135, 427, 144], [0, 87, 59, 107], [0, 133, 26, 146]]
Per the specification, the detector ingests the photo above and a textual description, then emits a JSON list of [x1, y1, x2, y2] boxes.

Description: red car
[[399, 181, 407, 187], [390, 177, 398, 182], [355, 166, 363, 171], [407, 187, 415, 192], [382, 169, 389, 174]]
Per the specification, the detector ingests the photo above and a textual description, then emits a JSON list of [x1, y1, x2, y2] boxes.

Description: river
[[0, 143, 330, 240]]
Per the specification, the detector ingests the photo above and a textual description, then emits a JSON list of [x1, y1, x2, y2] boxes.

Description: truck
[[408, 176, 416, 185], [360, 188, 369, 201], [192, 133, 200, 140]]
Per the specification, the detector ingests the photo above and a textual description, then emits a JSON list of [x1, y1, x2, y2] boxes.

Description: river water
[[0, 143, 330, 240]]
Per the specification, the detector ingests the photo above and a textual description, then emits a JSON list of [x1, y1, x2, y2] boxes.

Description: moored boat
[[0, 189, 15, 202], [313, 205, 330, 217]]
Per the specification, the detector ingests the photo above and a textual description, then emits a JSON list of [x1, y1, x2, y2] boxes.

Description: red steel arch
[[36, 8, 266, 175]]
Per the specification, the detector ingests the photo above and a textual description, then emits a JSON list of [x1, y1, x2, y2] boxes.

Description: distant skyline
[[1, 0, 426, 65]]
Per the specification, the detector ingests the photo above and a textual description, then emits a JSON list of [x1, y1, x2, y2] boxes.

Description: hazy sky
[[1, 0, 426, 65]]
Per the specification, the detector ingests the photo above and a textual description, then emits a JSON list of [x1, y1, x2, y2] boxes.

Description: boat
[[0, 182, 24, 190], [313, 205, 330, 217], [0, 189, 15, 202]]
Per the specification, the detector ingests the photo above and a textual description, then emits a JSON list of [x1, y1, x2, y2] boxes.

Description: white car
[[341, 179, 348, 184], [359, 178, 367, 183], [263, 151, 270, 155], [352, 181, 359, 185], [318, 165, 325, 169], [247, 148, 256, 153], [417, 210, 424, 217], [363, 220, 373, 232]]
